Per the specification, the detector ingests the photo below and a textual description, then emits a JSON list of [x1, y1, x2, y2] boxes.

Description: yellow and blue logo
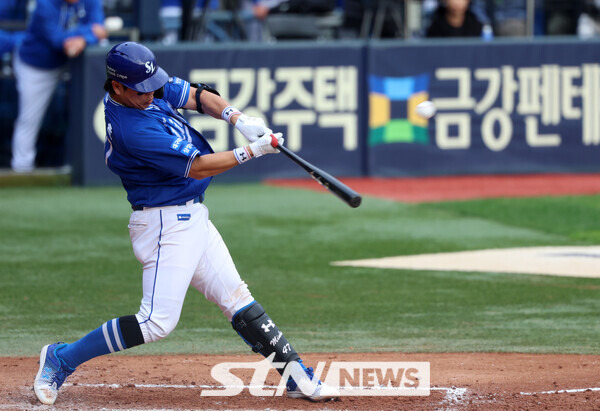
[[369, 73, 430, 146]]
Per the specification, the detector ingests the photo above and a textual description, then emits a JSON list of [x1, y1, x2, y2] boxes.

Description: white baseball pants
[[128, 201, 254, 343], [11, 52, 64, 172]]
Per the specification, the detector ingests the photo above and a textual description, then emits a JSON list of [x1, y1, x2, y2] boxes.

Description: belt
[[132, 196, 203, 211]]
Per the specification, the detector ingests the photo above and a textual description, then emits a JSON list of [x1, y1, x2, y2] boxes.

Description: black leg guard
[[232, 302, 300, 369]]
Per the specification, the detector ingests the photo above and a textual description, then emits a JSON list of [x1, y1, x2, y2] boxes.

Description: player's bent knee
[[136, 315, 178, 342], [231, 301, 300, 365]]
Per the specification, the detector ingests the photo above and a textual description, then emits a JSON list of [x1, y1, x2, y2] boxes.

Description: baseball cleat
[[34, 343, 74, 405], [286, 360, 340, 402]]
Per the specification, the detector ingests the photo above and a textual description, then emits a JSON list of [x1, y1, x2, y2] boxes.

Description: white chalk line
[[520, 387, 600, 395], [7, 381, 466, 394], [65, 382, 463, 395], [10, 384, 598, 410]]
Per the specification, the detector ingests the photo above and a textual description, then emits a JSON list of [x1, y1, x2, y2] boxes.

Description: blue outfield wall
[[70, 38, 600, 185]]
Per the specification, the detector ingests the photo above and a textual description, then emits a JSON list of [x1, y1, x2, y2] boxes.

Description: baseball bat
[[269, 135, 362, 208]]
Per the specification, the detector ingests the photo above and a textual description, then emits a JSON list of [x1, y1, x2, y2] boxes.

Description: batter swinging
[[33, 41, 339, 405]]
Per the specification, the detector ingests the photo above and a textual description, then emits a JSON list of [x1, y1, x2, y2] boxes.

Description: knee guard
[[232, 302, 300, 366]]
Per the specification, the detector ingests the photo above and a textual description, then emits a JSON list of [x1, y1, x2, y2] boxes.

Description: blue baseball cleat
[[33, 343, 75, 405], [286, 359, 340, 402]]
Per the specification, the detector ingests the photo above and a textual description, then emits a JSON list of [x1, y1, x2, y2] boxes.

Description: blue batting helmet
[[106, 42, 169, 93]]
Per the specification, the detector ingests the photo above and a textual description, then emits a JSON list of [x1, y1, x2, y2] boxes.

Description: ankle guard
[[232, 302, 300, 366]]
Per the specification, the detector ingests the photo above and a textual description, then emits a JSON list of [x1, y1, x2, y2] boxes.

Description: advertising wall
[[368, 39, 600, 176], [70, 38, 600, 185]]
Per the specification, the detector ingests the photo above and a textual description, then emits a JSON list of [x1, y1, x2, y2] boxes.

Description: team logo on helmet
[[145, 61, 156, 74]]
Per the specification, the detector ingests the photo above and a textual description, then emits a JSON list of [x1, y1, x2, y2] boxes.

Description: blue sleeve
[[163, 77, 191, 109], [29, 0, 105, 51], [75, 0, 105, 45], [0, 30, 24, 54], [122, 115, 199, 178]]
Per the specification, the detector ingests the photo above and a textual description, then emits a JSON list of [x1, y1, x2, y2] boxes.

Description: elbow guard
[[190, 82, 220, 114], [232, 302, 300, 366]]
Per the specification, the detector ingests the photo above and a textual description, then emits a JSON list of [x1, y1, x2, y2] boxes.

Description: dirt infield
[[3, 352, 599, 410], [265, 173, 600, 203]]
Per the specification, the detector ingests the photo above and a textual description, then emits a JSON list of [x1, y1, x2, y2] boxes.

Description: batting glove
[[235, 114, 272, 143], [249, 133, 284, 157]]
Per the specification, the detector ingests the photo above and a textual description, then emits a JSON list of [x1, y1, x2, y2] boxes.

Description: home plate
[[332, 246, 600, 278]]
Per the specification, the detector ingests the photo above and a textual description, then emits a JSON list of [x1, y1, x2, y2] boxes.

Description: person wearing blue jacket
[[0, 0, 29, 54], [11, 0, 107, 173]]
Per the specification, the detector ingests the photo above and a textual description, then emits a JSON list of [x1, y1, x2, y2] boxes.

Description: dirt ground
[[2, 352, 599, 410]]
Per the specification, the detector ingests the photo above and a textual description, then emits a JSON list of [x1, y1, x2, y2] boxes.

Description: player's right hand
[[249, 133, 284, 157], [235, 114, 272, 143]]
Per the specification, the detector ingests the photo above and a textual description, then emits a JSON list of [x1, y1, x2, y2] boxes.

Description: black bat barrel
[[277, 145, 362, 208]]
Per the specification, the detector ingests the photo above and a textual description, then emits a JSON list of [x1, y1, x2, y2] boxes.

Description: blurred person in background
[[10, 0, 106, 173], [343, 0, 403, 38], [160, 0, 255, 43], [476, 0, 528, 36], [0, 0, 29, 55], [544, 0, 583, 35], [251, 0, 281, 21], [425, 0, 485, 38], [252, 0, 337, 40], [252, 0, 336, 20], [159, 0, 218, 44], [578, 0, 600, 38], [481, 0, 583, 37]]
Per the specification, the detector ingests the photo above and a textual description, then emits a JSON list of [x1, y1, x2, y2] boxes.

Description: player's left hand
[[235, 114, 272, 143]]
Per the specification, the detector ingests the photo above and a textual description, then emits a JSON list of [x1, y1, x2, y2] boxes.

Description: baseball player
[[11, 0, 107, 173], [33, 42, 339, 405]]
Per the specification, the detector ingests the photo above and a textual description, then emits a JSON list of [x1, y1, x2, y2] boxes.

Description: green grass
[[1, 185, 599, 357]]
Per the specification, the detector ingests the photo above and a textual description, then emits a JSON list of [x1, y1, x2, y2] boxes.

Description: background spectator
[[160, 0, 258, 43], [343, 0, 404, 38], [425, 0, 485, 38], [0, 0, 30, 55], [578, 0, 600, 38], [159, 0, 218, 44], [11, 0, 107, 173], [476, 0, 528, 36], [544, 0, 583, 35], [253, 0, 337, 40], [253, 0, 336, 19]]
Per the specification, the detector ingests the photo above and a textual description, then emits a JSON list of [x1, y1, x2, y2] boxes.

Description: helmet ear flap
[[154, 86, 164, 99]]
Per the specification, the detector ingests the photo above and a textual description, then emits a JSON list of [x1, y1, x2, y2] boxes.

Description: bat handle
[[270, 134, 279, 148]]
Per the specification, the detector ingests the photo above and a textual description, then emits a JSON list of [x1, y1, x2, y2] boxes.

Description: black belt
[[132, 196, 203, 211]]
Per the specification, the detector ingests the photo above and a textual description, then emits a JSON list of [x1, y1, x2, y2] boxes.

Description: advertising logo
[[368, 73, 431, 146]]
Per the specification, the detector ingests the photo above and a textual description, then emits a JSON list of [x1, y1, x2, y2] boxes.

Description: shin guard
[[231, 302, 300, 367]]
